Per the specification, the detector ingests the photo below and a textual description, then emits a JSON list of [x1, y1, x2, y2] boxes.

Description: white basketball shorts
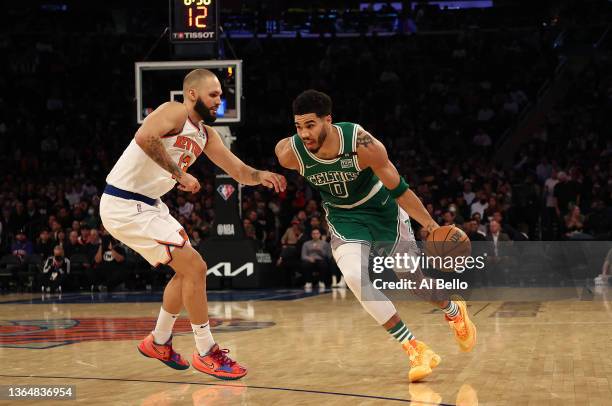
[[100, 193, 188, 266]]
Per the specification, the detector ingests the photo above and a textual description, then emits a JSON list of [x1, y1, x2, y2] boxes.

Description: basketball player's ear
[[324, 115, 332, 124]]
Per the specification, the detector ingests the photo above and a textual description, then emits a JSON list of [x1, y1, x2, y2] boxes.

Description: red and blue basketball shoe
[[137, 334, 190, 370], [192, 344, 248, 380]]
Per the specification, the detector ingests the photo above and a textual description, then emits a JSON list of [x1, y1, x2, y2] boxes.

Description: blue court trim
[[103, 184, 156, 206]]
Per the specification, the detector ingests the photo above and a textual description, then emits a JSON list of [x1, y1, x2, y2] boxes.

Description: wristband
[[387, 176, 409, 199]]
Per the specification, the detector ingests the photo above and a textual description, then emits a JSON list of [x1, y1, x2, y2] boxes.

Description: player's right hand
[[177, 172, 201, 193]]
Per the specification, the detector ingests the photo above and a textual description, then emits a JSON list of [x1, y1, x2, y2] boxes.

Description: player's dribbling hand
[[177, 172, 201, 193], [260, 171, 287, 193]]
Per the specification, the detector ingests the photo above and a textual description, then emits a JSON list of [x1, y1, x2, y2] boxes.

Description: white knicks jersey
[[106, 118, 208, 199]]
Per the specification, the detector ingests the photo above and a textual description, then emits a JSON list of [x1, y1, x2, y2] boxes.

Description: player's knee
[[337, 254, 363, 290], [186, 250, 206, 278], [170, 247, 206, 278]]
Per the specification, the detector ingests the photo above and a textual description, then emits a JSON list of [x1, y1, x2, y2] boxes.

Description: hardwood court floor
[[0, 286, 611, 405]]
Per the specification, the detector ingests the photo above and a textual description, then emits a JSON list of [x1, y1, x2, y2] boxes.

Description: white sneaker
[[595, 275, 607, 285], [304, 282, 313, 290], [318, 282, 326, 290], [337, 277, 347, 288]]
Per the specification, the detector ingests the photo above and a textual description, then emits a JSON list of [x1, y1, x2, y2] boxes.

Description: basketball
[[425, 225, 472, 267]]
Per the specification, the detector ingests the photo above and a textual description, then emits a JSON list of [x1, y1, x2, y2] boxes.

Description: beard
[[305, 126, 328, 153], [194, 98, 217, 124]]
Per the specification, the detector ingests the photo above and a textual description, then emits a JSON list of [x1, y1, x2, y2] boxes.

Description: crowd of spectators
[[0, 2, 610, 292]]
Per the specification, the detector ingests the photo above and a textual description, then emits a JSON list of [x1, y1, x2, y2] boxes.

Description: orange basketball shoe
[[192, 344, 247, 380], [446, 295, 477, 352], [402, 340, 441, 382], [137, 334, 190, 370]]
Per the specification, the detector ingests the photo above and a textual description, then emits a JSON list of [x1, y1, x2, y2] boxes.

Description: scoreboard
[[169, 0, 219, 42]]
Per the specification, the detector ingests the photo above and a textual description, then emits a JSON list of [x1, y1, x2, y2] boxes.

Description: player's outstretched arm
[[134, 102, 201, 193], [204, 127, 286, 192], [355, 127, 439, 234]]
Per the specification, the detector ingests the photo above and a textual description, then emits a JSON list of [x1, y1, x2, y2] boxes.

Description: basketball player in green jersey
[[275, 90, 477, 382]]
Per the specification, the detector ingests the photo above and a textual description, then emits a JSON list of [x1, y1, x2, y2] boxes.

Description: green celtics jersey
[[291, 121, 412, 249], [290, 122, 385, 209]]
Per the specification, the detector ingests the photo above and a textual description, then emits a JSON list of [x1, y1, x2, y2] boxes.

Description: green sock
[[387, 320, 414, 345]]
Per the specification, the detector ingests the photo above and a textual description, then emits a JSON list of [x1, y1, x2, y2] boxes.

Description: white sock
[[192, 322, 215, 355], [152, 306, 179, 344]]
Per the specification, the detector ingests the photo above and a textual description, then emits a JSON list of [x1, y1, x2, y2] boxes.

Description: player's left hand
[[260, 171, 287, 193]]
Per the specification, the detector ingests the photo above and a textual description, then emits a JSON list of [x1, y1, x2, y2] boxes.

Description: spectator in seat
[[485, 220, 511, 257], [471, 212, 487, 236], [554, 171, 580, 218], [41, 245, 70, 293], [492, 211, 524, 241], [470, 190, 489, 217], [277, 219, 304, 285], [301, 228, 332, 290], [86, 228, 102, 260], [34, 229, 55, 258], [441, 210, 456, 226], [246, 210, 265, 242], [462, 181, 475, 206], [92, 233, 127, 292], [281, 219, 303, 248], [64, 230, 87, 257], [465, 219, 486, 242], [11, 230, 33, 261], [177, 195, 194, 217], [543, 170, 559, 238], [190, 230, 203, 252], [563, 205, 585, 239]]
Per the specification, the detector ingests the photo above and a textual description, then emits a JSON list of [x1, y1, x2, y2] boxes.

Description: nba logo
[[217, 184, 235, 201], [341, 159, 354, 169]]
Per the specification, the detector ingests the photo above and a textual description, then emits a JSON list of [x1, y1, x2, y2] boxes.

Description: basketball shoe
[[446, 295, 477, 352], [137, 333, 190, 370], [192, 344, 248, 380], [402, 340, 441, 382]]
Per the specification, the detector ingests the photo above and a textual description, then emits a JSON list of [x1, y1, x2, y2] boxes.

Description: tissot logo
[[207, 262, 254, 277], [217, 184, 235, 201]]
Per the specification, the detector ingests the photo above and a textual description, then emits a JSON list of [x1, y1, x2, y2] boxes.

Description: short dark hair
[[292, 89, 332, 117]]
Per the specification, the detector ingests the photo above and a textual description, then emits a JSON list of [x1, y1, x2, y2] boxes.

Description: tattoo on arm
[[250, 169, 261, 183], [144, 136, 183, 180], [356, 129, 374, 148]]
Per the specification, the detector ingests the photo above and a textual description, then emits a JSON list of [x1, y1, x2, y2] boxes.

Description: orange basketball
[[425, 225, 472, 271]]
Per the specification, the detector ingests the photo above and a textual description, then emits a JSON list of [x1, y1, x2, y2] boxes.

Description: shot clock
[[169, 0, 219, 42]]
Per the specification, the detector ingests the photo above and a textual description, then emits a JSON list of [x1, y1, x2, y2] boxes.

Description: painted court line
[[0, 374, 455, 405]]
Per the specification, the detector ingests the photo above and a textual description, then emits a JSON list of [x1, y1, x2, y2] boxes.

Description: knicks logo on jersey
[[307, 170, 359, 186], [173, 135, 203, 157], [0, 317, 275, 349]]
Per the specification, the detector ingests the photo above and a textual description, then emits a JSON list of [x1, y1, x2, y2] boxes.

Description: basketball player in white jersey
[[100, 69, 286, 380]]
